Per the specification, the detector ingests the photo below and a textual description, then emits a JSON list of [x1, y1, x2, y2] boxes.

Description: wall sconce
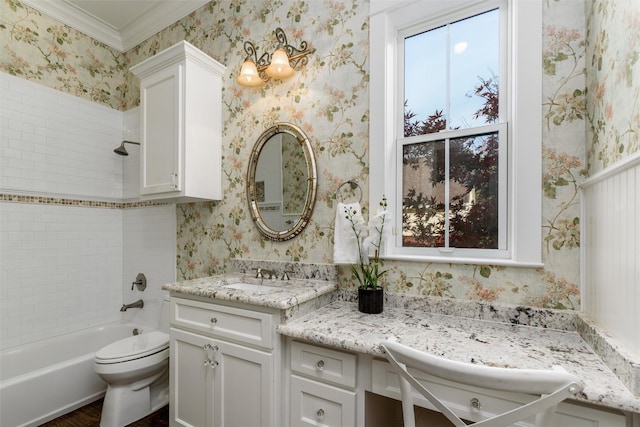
[[236, 27, 315, 87]]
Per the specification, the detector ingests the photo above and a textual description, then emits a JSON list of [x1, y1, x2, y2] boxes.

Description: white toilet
[[93, 296, 170, 427]]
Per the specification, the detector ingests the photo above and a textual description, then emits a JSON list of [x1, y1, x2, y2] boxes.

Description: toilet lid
[[95, 331, 169, 363]]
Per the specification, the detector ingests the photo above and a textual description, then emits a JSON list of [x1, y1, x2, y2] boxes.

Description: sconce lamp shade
[[265, 48, 295, 79], [236, 59, 263, 87], [236, 27, 314, 87]]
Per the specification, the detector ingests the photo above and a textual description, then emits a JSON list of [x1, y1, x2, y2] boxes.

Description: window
[[370, 0, 542, 266]]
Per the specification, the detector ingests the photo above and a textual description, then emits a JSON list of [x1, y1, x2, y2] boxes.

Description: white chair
[[380, 340, 582, 427]]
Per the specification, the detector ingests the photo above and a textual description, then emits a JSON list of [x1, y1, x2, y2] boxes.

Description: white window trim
[[369, 0, 542, 267]]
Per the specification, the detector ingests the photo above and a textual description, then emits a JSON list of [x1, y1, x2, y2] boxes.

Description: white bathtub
[[0, 321, 146, 427]]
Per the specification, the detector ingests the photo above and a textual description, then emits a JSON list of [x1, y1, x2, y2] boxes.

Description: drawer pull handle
[[316, 360, 325, 370], [316, 408, 324, 419], [210, 317, 218, 324], [470, 397, 481, 409]]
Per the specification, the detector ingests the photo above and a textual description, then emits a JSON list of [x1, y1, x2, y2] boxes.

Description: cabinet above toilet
[[130, 41, 226, 202]]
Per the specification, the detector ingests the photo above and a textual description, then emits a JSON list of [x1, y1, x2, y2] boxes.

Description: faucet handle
[[131, 273, 147, 291]]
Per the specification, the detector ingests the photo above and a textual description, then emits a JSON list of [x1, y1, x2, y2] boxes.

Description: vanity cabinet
[[289, 341, 358, 427], [371, 359, 627, 427], [169, 296, 279, 427], [130, 41, 226, 202]]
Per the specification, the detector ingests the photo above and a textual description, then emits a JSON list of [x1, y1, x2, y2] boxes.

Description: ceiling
[[20, 0, 210, 52]]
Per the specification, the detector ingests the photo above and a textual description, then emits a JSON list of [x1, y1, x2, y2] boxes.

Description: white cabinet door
[[139, 63, 182, 196], [131, 41, 225, 202], [213, 339, 275, 427], [170, 327, 214, 427]]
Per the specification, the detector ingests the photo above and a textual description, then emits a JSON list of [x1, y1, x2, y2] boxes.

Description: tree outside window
[[400, 9, 503, 251]]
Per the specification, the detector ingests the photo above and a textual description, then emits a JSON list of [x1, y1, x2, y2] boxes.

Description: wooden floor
[[39, 399, 169, 427]]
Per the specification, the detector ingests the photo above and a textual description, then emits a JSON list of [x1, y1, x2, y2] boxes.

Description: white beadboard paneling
[[581, 154, 640, 355]]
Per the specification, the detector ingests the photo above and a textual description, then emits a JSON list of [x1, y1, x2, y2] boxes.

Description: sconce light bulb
[[236, 59, 264, 87], [266, 48, 295, 79]]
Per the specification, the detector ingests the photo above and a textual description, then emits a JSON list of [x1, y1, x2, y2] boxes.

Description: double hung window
[[369, 0, 542, 265]]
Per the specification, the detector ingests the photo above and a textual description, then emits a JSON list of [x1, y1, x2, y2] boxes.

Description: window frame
[[369, 0, 542, 266]]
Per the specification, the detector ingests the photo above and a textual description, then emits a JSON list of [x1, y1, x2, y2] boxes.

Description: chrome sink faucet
[[256, 268, 276, 279], [120, 299, 144, 311]]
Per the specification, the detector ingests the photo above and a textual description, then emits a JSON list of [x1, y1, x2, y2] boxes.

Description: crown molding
[[20, 0, 209, 52], [118, 1, 209, 51]]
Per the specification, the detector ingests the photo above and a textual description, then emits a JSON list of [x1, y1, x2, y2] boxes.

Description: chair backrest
[[380, 340, 582, 427]]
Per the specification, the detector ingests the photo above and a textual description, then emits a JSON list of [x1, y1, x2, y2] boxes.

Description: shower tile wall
[[123, 107, 141, 200], [121, 204, 176, 330], [0, 72, 123, 199], [0, 72, 176, 350], [1, 203, 123, 349]]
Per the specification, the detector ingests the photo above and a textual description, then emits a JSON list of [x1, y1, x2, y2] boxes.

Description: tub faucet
[[120, 299, 144, 311]]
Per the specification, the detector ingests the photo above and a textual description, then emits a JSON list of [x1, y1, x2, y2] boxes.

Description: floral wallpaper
[[3, 0, 634, 310], [585, 0, 640, 173], [0, 0, 129, 110]]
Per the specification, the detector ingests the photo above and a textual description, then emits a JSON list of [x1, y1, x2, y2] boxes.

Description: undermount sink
[[222, 282, 280, 293]]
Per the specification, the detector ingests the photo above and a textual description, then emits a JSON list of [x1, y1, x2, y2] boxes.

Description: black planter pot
[[358, 287, 384, 314]]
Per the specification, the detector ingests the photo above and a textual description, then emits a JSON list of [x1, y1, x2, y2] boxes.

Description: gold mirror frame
[[247, 123, 318, 241]]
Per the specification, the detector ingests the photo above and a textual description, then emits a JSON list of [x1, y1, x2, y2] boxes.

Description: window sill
[[379, 254, 543, 268]]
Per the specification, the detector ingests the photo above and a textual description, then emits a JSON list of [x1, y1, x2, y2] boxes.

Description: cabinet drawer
[[290, 341, 357, 388], [171, 297, 274, 349], [371, 359, 626, 427], [290, 375, 356, 427]]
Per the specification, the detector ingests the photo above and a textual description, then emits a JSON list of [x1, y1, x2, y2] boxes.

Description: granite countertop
[[162, 273, 337, 312], [277, 300, 640, 414]]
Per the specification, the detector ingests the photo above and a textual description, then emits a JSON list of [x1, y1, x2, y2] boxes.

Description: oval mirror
[[247, 123, 318, 241]]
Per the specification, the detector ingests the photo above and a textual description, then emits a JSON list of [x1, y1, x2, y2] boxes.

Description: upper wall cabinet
[[130, 41, 226, 201]]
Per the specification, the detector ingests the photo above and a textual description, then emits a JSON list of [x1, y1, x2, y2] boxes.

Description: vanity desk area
[[278, 298, 640, 427], [163, 260, 640, 427]]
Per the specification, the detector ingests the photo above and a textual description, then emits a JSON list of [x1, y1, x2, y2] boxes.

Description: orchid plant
[[343, 196, 389, 290]]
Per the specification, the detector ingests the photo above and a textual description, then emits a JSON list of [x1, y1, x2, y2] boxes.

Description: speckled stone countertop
[[277, 300, 640, 414], [162, 273, 338, 321]]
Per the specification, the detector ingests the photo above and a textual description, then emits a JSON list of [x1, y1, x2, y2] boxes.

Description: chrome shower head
[[113, 141, 140, 156]]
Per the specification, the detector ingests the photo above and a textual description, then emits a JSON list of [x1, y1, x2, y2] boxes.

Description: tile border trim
[[0, 193, 170, 209]]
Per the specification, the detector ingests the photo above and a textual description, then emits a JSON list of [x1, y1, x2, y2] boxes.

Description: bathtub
[[0, 321, 146, 427]]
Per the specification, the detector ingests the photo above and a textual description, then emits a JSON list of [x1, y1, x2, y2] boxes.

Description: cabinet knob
[[203, 358, 219, 368], [316, 408, 324, 419], [470, 397, 482, 410], [316, 360, 325, 370], [210, 317, 218, 325]]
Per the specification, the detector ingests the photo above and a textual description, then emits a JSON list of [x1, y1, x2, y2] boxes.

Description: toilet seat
[[95, 331, 169, 364]]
